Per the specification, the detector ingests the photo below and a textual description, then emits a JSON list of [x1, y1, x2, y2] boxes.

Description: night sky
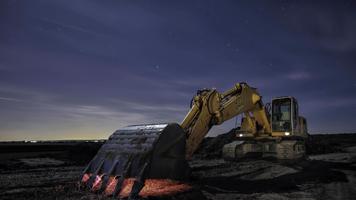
[[0, 0, 356, 141]]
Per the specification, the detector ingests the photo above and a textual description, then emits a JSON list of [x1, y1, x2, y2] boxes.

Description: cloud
[[283, 1, 356, 53], [0, 96, 22, 102], [286, 71, 311, 81], [304, 97, 356, 110], [0, 85, 57, 103]]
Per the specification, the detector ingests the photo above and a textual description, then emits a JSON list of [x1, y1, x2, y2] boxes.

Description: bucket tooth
[[113, 156, 133, 197], [128, 161, 149, 199], [82, 160, 92, 175], [99, 159, 119, 192], [97, 174, 108, 192], [80, 173, 91, 185], [87, 159, 105, 189], [128, 180, 145, 200], [103, 176, 119, 196], [112, 176, 125, 197], [91, 174, 105, 192], [80, 158, 95, 187]]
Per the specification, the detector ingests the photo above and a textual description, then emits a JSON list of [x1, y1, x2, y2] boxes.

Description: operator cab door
[[271, 97, 298, 137]]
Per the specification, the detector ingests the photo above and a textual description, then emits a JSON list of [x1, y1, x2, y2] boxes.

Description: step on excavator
[[80, 82, 308, 199]]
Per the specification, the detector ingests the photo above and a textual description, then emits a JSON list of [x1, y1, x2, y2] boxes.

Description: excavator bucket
[[80, 123, 190, 198]]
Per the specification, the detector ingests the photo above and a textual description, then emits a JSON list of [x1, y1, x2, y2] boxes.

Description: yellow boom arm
[[181, 82, 271, 158]]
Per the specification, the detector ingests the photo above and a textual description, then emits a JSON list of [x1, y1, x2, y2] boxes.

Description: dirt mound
[[307, 133, 356, 155], [194, 129, 237, 159]]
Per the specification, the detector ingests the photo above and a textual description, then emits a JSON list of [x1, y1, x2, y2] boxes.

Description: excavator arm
[[181, 82, 271, 158]]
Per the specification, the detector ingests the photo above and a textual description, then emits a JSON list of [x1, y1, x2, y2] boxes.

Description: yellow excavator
[[80, 82, 308, 198]]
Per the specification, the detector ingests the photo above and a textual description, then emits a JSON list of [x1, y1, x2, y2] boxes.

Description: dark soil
[[1, 133, 356, 200]]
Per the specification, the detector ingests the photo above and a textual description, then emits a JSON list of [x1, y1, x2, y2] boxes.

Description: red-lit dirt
[[81, 174, 192, 197]]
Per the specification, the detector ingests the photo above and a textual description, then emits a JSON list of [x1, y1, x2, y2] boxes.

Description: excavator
[[80, 82, 308, 199]]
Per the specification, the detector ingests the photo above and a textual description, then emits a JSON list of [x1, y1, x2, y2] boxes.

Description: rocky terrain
[[0, 132, 356, 200]]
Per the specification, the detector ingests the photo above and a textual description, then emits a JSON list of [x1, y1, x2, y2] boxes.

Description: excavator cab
[[267, 97, 307, 159], [271, 97, 295, 135], [223, 96, 308, 160], [271, 97, 308, 138]]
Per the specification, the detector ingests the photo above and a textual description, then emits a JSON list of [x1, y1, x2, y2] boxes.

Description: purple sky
[[0, 0, 356, 141]]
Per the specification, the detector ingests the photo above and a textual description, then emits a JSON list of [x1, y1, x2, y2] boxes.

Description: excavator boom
[[182, 83, 271, 158]]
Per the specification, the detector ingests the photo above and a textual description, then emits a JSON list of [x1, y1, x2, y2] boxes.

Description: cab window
[[272, 98, 291, 132]]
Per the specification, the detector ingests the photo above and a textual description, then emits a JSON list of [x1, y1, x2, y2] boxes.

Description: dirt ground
[[0, 133, 356, 200]]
